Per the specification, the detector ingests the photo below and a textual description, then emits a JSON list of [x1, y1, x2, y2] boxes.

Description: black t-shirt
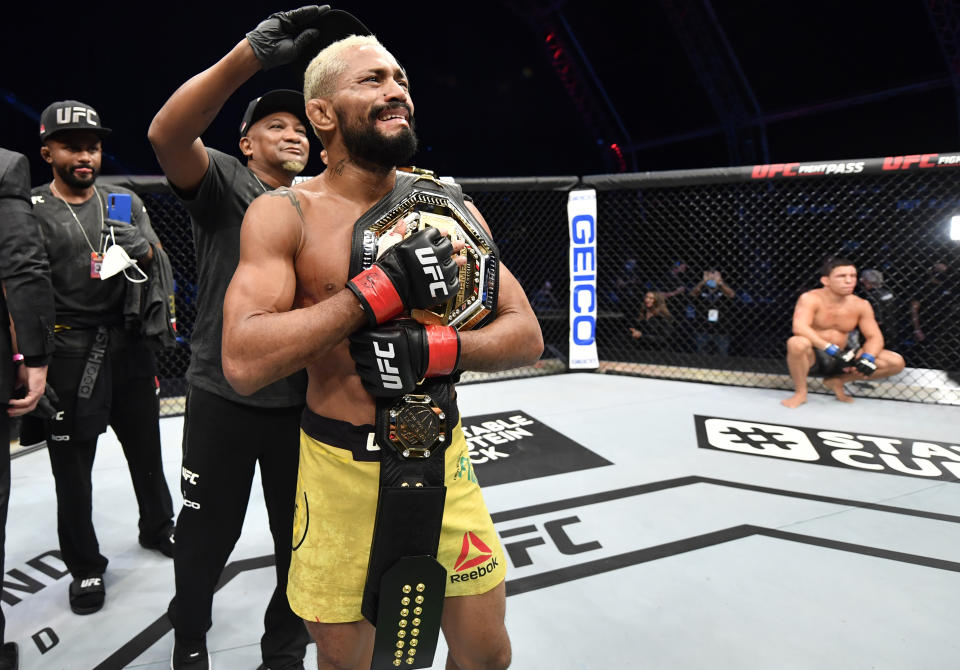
[[171, 148, 306, 408], [31, 183, 159, 328], [691, 288, 735, 334], [864, 286, 897, 332], [634, 313, 674, 346], [911, 278, 954, 338]]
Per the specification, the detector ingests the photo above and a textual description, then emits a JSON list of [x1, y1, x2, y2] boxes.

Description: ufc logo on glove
[[415, 247, 449, 299], [373, 342, 403, 390]]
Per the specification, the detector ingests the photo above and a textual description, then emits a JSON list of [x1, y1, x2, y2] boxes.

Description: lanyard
[[50, 182, 106, 255]]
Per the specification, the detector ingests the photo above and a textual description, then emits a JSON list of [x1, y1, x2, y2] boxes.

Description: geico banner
[[568, 189, 598, 369]]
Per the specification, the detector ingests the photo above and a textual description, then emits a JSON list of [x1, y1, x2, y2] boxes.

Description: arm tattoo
[[267, 188, 306, 223]]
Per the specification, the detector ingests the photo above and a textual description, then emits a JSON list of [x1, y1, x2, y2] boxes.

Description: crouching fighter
[[781, 257, 905, 408], [221, 33, 542, 670]]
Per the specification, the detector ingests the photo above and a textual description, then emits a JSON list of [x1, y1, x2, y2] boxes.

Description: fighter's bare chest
[[814, 302, 859, 330], [293, 219, 357, 306]]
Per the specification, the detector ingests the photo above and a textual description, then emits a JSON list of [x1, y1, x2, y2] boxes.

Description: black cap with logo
[[239, 89, 310, 136], [40, 100, 112, 142]]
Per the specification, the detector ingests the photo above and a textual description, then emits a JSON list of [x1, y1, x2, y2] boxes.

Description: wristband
[[824, 344, 839, 356], [859, 353, 875, 363], [423, 325, 460, 377], [346, 266, 403, 325], [12, 353, 24, 363]]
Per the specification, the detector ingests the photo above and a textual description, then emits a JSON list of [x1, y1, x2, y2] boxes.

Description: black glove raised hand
[[349, 320, 460, 397], [347, 227, 460, 326], [103, 220, 150, 258], [246, 5, 331, 70]]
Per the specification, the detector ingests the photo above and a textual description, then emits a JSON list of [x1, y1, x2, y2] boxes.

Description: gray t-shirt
[[31, 182, 159, 328], [172, 148, 306, 408]]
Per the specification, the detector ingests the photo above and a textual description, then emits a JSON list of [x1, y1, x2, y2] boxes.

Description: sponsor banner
[[581, 152, 960, 189], [750, 154, 960, 180], [695, 415, 960, 483], [567, 189, 598, 369], [463, 410, 611, 486]]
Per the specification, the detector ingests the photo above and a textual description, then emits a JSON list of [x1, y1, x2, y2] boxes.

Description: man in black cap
[[0, 146, 56, 670], [31, 100, 176, 616], [149, 6, 368, 669]]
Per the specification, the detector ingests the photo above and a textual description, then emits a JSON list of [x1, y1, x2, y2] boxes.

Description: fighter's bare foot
[[823, 377, 854, 403], [780, 393, 807, 408]]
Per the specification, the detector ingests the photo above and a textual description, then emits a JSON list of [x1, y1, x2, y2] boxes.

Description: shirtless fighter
[[781, 257, 905, 408], [222, 34, 543, 670]]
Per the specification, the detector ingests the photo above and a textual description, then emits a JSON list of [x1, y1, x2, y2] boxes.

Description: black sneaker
[[170, 636, 209, 669], [140, 526, 176, 558]]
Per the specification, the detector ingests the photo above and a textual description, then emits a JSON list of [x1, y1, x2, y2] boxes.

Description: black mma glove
[[103, 220, 150, 258], [349, 320, 461, 397], [246, 5, 332, 70], [823, 343, 855, 366], [347, 227, 459, 326], [854, 353, 877, 376], [27, 385, 60, 420]]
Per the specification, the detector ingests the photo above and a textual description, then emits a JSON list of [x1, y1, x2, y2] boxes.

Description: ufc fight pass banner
[[568, 189, 598, 369]]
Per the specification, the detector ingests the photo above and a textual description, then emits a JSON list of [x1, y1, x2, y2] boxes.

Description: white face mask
[[99, 228, 147, 283]]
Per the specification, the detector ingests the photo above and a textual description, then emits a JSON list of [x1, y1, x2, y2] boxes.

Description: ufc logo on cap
[[415, 247, 448, 299], [373, 341, 403, 389], [56, 106, 99, 126]]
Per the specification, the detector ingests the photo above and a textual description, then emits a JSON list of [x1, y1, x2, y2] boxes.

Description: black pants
[[167, 386, 308, 669], [45, 357, 174, 578], [0, 410, 9, 645]]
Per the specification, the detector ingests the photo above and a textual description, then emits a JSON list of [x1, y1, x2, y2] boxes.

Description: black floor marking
[[490, 475, 960, 525], [506, 524, 960, 597], [92, 556, 273, 670], [90, 477, 959, 669]]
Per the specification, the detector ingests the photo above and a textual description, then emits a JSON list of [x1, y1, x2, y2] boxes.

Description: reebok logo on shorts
[[450, 531, 498, 582]]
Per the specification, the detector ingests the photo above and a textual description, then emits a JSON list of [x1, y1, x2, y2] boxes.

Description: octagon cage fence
[[103, 152, 960, 416]]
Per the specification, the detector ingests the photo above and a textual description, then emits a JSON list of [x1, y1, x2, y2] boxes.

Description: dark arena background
[[5, 2, 960, 669]]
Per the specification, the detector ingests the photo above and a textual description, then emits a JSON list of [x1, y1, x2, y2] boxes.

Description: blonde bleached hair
[[303, 34, 387, 102]]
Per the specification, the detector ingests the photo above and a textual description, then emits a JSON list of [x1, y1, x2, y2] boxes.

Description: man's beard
[[338, 103, 418, 170], [56, 163, 98, 189], [281, 160, 306, 175]]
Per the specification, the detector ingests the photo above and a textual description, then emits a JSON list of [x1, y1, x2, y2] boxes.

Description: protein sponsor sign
[[463, 410, 611, 486]]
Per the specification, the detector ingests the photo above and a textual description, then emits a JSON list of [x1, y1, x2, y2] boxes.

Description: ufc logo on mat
[[56, 106, 99, 126], [415, 247, 448, 299], [374, 342, 403, 389]]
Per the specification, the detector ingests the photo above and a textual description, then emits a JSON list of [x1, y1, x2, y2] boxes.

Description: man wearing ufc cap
[[32, 100, 176, 616], [149, 6, 368, 669]]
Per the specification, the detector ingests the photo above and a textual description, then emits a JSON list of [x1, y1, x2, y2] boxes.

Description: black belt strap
[[362, 379, 456, 669]]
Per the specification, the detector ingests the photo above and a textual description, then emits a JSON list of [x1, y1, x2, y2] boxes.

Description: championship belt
[[353, 168, 498, 329], [349, 168, 499, 457], [353, 170, 499, 669]]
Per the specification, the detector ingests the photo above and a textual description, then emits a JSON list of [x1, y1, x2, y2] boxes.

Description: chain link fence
[[109, 155, 960, 415], [585, 157, 960, 404]]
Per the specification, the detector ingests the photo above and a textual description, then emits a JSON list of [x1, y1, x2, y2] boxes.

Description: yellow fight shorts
[[288, 409, 507, 623]]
